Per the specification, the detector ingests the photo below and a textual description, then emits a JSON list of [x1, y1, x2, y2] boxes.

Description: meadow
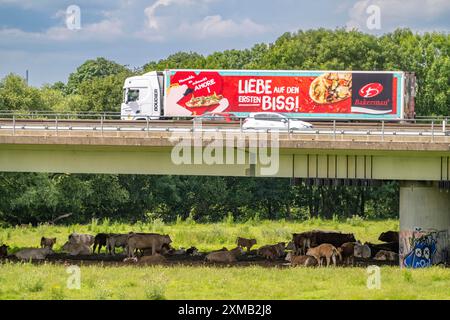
[[1, 217, 450, 300]]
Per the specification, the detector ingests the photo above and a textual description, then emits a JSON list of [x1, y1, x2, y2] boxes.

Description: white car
[[242, 112, 313, 130]]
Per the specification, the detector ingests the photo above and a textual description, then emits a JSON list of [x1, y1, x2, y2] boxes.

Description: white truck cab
[[121, 71, 163, 120]]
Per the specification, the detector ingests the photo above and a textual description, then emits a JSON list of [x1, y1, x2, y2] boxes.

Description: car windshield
[[126, 89, 139, 103]]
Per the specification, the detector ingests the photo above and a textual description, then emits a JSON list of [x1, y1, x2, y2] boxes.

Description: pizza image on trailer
[[185, 92, 224, 108], [309, 72, 352, 104]]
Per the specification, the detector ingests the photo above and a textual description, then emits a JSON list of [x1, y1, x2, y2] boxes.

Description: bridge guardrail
[[0, 112, 448, 140]]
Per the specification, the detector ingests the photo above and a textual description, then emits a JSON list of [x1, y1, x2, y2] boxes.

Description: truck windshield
[[126, 89, 139, 103]]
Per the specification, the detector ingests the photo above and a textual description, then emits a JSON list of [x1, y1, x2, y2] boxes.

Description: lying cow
[[236, 237, 257, 252], [374, 250, 399, 261], [62, 241, 91, 256], [93, 233, 110, 254], [306, 243, 342, 267], [211, 247, 228, 253], [141, 243, 172, 256], [0, 244, 9, 258], [257, 246, 277, 260], [257, 242, 286, 260], [186, 246, 201, 256], [40, 237, 56, 249], [68, 233, 95, 247], [15, 247, 53, 260], [126, 233, 172, 258], [354, 243, 371, 259], [139, 254, 167, 264], [205, 247, 244, 263], [285, 252, 318, 267], [378, 231, 399, 243], [168, 247, 186, 255]]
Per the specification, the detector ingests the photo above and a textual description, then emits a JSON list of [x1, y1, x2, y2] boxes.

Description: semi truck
[[120, 69, 416, 121]]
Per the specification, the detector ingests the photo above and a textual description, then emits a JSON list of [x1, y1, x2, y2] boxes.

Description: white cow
[[68, 233, 94, 254], [62, 241, 91, 256]]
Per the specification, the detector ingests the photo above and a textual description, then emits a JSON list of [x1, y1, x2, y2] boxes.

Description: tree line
[[0, 28, 448, 225]]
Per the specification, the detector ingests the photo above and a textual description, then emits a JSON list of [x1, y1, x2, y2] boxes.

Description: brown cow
[[142, 243, 172, 256], [210, 247, 228, 253], [139, 253, 167, 264], [306, 243, 342, 267], [236, 237, 257, 252], [257, 246, 277, 260], [126, 233, 172, 257], [205, 247, 243, 263], [285, 252, 318, 267], [40, 237, 57, 249], [292, 233, 311, 255], [338, 242, 357, 265], [257, 243, 285, 260], [374, 250, 399, 261]]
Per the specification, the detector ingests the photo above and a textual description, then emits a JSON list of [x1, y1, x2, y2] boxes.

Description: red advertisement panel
[[166, 70, 400, 118]]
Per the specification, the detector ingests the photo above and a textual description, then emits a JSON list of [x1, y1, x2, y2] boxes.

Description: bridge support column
[[399, 181, 450, 268]]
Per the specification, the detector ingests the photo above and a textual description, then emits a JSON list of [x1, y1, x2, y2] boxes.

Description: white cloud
[[0, 18, 124, 43], [144, 0, 174, 29], [178, 15, 267, 39], [346, 0, 450, 31], [143, 0, 218, 29], [139, 0, 267, 41]]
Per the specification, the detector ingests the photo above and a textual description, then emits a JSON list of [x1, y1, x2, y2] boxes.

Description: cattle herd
[[0, 229, 400, 267]]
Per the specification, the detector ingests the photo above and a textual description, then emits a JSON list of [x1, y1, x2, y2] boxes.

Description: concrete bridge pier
[[399, 181, 450, 268]]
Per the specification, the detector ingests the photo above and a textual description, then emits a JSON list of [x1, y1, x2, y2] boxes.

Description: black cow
[[378, 231, 399, 243], [293, 230, 356, 254], [93, 233, 110, 254], [365, 242, 399, 257], [0, 244, 8, 258]]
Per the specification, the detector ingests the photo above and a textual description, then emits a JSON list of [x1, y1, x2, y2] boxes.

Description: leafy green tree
[[0, 74, 48, 111], [143, 52, 206, 72], [75, 71, 132, 113], [66, 57, 130, 94]]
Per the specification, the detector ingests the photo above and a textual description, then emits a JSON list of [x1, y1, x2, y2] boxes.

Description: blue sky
[[1, 0, 449, 86]]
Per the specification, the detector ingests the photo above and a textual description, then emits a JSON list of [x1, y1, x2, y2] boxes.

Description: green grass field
[[1, 263, 450, 300], [1, 218, 450, 300]]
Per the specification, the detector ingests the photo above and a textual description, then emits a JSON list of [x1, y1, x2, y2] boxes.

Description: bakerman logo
[[359, 82, 383, 98]]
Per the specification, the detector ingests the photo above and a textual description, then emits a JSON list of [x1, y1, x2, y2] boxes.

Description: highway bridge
[[0, 114, 449, 266]]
